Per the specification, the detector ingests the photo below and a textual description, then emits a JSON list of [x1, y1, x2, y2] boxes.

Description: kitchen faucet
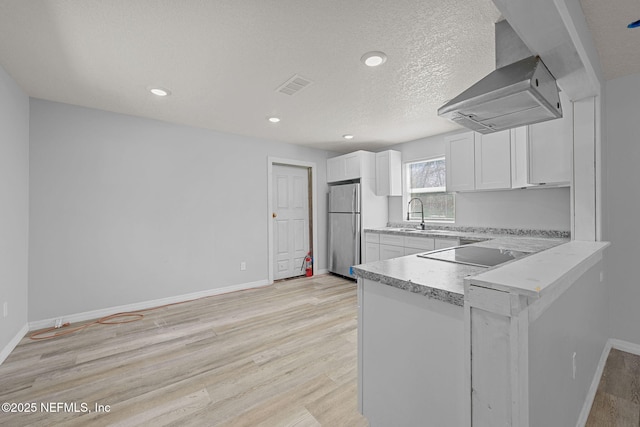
[[407, 198, 426, 230]]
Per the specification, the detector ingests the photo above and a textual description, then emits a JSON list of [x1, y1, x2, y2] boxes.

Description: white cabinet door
[[344, 152, 362, 181], [365, 242, 380, 263], [434, 238, 459, 249], [380, 244, 405, 261], [376, 150, 402, 196], [528, 92, 572, 185], [474, 130, 511, 190], [327, 157, 343, 183], [327, 151, 376, 183], [404, 236, 435, 251], [365, 232, 380, 243], [327, 152, 358, 183], [445, 132, 476, 192], [510, 127, 534, 189], [404, 247, 424, 256], [379, 233, 404, 246]]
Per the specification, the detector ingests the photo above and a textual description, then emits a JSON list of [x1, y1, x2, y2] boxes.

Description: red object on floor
[[305, 254, 313, 277]]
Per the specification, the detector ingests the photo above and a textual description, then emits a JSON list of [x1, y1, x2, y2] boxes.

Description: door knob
[[272, 212, 277, 218]]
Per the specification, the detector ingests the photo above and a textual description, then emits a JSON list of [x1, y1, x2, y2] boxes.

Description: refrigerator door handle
[[352, 209, 356, 237], [354, 214, 361, 270], [352, 186, 356, 213]]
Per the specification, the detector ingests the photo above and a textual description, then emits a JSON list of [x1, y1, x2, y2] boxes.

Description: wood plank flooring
[[0, 274, 368, 427], [586, 348, 640, 427]]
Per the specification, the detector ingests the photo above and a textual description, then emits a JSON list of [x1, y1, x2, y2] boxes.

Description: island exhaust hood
[[437, 20, 562, 134]]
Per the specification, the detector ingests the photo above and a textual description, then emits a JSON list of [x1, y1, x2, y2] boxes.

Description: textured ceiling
[[580, 0, 640, 81], [0, 0, 501, 152]]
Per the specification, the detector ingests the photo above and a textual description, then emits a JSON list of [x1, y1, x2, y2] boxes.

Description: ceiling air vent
[[276, 74, 312, 95]]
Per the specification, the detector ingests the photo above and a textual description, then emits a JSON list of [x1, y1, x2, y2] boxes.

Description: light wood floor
[[0, 274, 369, 427], [586, 348, 640, 427]]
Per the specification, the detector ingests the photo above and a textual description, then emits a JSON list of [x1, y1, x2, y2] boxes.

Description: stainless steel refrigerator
[[328, 182, 361, 278]]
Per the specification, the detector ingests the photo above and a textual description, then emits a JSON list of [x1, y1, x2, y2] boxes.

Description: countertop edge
[[352, 266, 465, 306], [465, 240, 611, 298], [365, 226, 571, 239]]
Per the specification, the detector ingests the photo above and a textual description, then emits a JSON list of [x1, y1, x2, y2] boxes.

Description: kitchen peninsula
[[352, 227, 609, 426]]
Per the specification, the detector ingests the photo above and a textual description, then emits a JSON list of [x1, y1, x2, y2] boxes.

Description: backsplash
[[388, 187, 571, 232], [386, 222, 571, 239]]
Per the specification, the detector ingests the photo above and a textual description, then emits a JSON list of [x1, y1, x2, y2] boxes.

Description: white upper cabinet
[[327, 151, 375, 183], [510, 127, 534, 189], [474, 130, 512, 190], [528, 92, 572, 185], [446, 130, 512, 192], [375, 150, 402, 196], [445, 132, 476, 192], [446, 98, 572, 192]]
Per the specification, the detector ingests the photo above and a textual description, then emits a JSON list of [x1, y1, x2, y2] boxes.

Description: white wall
[[528, 261, 608, 426], [28, 99, 331, 322], [454, 188, 570, 230], [603, 73, 640, 344], [386, 133, 571, 230], [0, 65, 29, 356]]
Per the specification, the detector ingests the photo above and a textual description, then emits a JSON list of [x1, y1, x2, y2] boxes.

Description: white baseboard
[[29, 279, 270, 331], [0, 323, 29, 366], [576, 338, 640, 427], [610, 338, 640, 356]]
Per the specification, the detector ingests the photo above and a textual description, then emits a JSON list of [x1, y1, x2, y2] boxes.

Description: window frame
[[403, 156, 455, 223]]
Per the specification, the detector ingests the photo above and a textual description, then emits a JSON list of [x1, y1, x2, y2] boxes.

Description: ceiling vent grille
[[276, 74, 312, 95]]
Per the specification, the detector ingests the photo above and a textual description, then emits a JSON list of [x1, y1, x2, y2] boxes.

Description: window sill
[[406, 219, 455, 225]]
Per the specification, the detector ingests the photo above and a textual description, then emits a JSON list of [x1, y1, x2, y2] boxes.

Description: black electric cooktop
[[417, 246, 531, 267]]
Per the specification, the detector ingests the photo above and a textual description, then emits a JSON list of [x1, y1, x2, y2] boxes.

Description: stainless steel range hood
[[437, 20, 562, 134]]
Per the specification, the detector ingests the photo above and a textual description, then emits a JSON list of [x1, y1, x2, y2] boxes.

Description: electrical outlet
[[55, 318, 63, 329], [600, 271, 604, 283], [3, 302, 7, 318], [240, 262, 246, 271], [572, 352, 577, 379]]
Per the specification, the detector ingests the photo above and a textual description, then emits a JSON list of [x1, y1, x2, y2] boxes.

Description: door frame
[[267, 157, 318, 284]]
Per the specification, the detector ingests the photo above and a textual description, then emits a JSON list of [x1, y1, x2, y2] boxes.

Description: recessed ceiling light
[[343, 134, 354, 140], [149, 87, 170, 96], [268, 117, 281, 123], [361, 51, 387, 67], [628, 19, 640, 29]]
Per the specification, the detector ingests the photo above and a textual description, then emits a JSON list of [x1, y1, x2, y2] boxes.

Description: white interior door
[[272, 164, 310, 280]]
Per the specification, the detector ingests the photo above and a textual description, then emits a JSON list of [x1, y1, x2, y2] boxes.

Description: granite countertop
[[352, 227, 570, 306], [364, 225, 570, 240]]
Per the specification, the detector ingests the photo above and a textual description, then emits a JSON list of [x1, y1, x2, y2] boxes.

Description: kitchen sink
[[388, 227, 457, 234]]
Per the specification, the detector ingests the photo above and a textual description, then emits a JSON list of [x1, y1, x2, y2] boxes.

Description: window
[[405, 157, 455, 222]]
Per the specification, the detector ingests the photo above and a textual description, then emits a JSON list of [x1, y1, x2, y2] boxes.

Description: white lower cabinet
[[404, 236, 435, 256], [364, 233, 381, 263], [380, 244, 405, 260], [364, 232, 461, 262], [379, 234, 405, 261], [435, 238, 459, 250], [365, 242, 380, 263]]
